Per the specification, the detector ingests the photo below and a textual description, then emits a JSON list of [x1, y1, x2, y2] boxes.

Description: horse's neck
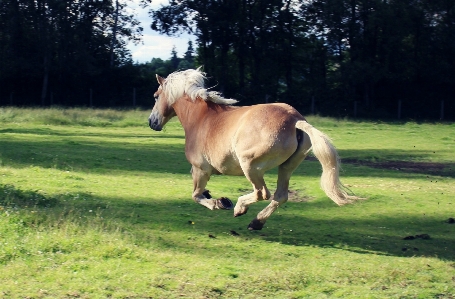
[[173, 96, 209, 133]]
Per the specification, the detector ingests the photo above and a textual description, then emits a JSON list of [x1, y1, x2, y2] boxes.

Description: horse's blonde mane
[[162, 68, 238, 106]]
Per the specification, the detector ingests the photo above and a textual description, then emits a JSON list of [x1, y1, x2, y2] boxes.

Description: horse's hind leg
[[248, 135, 311, 230], [234, 168, 271, 217], [191, 166, 233, 210], [247, 165, 294, 230]]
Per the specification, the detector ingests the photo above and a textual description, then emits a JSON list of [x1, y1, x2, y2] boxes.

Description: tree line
[[1, 0, 144, 106], [1, 0, 454, 120], [152, 0, 455, 119]]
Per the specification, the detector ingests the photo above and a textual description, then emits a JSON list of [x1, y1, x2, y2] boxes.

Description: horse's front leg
[[233, 185, 271, 217], [191, 166, 233, 210]]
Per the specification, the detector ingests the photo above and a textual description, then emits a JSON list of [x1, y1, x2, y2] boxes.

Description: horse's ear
[[156, 74, 165, 85]]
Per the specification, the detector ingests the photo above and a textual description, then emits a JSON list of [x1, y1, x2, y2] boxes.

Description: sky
[[126, 0, 194, 63]]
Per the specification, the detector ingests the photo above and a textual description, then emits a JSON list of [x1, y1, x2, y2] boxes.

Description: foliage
[[1, 1, 455, 120], [0, 108, 454, 297], [0, 0, 195, 108], [139, 41, 195, 79], [151, 0, 455, 119], [0, 0, 147, 106]]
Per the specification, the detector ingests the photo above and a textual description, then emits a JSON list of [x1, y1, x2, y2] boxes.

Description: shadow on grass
[[0, 127, 184, 140], [258, 201, 455, 260], [0, 135, 189, 174], [2, 125, 454, 261], [0, 184, 59, 208], [2, 136, 454, 178], [2, 184, 454, 261]]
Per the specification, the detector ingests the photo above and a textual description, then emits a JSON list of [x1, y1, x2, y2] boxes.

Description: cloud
[[126, 0, 194, 63], [130, 33, 193, 63]]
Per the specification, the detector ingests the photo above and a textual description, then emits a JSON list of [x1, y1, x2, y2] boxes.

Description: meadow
[[0, 107, 454, 299]]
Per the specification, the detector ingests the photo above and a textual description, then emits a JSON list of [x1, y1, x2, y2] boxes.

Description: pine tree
[[184, 41, 194, 68], [170, 46, 179, 70]]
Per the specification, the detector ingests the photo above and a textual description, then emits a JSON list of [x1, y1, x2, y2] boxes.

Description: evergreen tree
[[184, 41, 195, 68], [170, 46, 179, 70]]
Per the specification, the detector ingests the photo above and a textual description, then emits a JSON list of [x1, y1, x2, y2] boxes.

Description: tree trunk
[[41, 56, 49, 106], [110, 0, 119, 68]]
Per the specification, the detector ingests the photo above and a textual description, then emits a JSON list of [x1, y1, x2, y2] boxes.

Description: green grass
[[1, 107, 454, 298]]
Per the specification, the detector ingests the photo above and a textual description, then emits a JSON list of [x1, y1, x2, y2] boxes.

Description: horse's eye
[[154, 95, 159, 102]]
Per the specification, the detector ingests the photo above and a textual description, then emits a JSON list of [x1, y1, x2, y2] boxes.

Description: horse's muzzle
[[148, 117, 162, 131]]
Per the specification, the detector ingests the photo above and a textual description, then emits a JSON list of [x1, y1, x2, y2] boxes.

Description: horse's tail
[[295, 120, 360, 206]]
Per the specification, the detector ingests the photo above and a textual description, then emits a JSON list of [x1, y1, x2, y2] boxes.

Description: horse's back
[[236, 102, 303, 142], [238, 103, 304, 126]]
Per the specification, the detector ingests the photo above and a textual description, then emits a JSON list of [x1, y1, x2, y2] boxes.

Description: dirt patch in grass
[[287, 190, 315, 202], [238, 188, 315, 202], [342, 158, 455, 176], [279, 190, 315, 203], [306, 155, 454, 176]]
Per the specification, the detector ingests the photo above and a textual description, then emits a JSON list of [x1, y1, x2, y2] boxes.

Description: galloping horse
[[149, 68, 360, 230]]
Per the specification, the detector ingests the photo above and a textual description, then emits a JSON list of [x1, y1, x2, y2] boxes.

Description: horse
[[148, 68, 360, 230]]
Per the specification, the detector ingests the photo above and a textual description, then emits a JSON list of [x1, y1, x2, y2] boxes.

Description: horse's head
[[148, 74, 176, 131]]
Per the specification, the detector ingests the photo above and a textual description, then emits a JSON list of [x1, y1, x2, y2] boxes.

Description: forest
[[1, 0, 454, 119]]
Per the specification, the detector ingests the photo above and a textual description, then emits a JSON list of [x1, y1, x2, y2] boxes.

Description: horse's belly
[[219, 167, 244, 176], [210, 155, 244, 176]]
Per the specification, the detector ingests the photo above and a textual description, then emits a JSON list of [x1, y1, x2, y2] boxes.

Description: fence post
[[397, 100, 402, 119], [440, 100, 444, 120]]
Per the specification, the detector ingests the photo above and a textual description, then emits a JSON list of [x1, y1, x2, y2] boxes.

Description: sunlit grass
[[0, 108, 454, 298]]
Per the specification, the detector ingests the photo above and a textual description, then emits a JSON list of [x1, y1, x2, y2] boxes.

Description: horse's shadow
[[4, 184, 452, 261]]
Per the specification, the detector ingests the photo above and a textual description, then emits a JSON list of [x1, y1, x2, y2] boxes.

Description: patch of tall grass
[[0, 107, 148, 127]]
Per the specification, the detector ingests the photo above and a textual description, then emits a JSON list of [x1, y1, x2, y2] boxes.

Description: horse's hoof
[[248, 218, 264, 230], [234, 207, 248, 217], [216, 197, 233, 210], [202, 190, 212, 199], [234, 208, 248, 217]]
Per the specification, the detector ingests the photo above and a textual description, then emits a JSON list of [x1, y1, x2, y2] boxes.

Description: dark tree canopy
[[1, 0, 454, 120], [151, 0, 455, 119], [0, 0, 144, 106]]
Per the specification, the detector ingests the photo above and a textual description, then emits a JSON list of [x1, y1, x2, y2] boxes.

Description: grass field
[[1, 107, 454, 298]]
